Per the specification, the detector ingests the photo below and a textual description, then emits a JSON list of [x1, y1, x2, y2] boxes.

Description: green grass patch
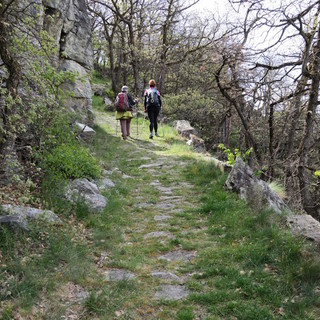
[[92, 95, 105, 112], [184, 159, 320, 320]]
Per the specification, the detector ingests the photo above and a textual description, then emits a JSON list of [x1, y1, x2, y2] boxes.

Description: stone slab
[[144, 231, 176, 239], [139, 162, 164, 169], [151, 271, 183, 283], [154, 285, 189, 301], [158, 250, 195, 262], [154, 215, 172, 221], [104, 269, 136, 282], [287, 215, 320, 243]]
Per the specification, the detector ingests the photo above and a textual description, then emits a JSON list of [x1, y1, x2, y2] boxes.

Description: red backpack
[[114, 92, 128, 112]]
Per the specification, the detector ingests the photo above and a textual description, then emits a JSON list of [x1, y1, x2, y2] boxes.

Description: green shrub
[[218, 143, 252, 165], [43, 143, 100, 179]]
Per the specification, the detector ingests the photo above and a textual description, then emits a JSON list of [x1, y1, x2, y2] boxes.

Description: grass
[[269, 180, 287, 200], [183, 161, 320, 319], [1, 105, 320, 319], [92, 95, 105, 112]]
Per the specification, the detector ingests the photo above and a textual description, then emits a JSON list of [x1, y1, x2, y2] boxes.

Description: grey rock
[[156, 203, 175, 210], [74, 122, 95, 142], [104, 96, 115, 111], [69, 178, 100, 195], [159, 196, 183, 201], [66, 178, 107, 213], [139, 162, 164, 169], [98, 178, 115, 190], [101, 169, 113, 176], [154, 285, 189, 301], [158, 250, 195, 262], [156, 186, 173, 194], [173, 120, 198, 139], [151, 271, 183, 283], [42, 0, 93, 124], [186, 134, 206, 153], [59, 60, 93, 124], [287, 215, 320, 243], [225, 157, 291, 214], [144, 231, 176, 239], [92, 84, 106, 96], [154, 215, 172, 221], [104, 269, 136, 282], [122, 174, 133, 179], [0, 205, 62, 231], [150, 180, 161, 186], [137, 203, 152, 209]]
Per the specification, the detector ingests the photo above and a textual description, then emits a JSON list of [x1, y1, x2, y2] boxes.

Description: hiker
[[115, 85, 136, 140], [144, 79, 162, 139]]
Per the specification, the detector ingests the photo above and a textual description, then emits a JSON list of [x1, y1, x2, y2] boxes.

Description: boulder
[[74, 122, 96, 142], [173, 120, 198, 139], [0, 205, 62, 231], [186, 134, 206, 153], [104, 96, 114, 112], [66, 178, 107, 213], [287, 215, 320, 243], [225, 157, 291, 214], [91, 84, 107, 96]]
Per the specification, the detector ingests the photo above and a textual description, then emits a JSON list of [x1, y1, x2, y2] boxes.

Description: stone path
[[92, 112, 210, 317], [104, 155, 198, 302]]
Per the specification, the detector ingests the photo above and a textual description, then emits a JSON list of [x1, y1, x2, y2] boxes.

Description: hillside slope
[[1, 110, 320, 319]]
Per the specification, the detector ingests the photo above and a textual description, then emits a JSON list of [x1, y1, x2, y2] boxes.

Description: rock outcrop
[[0, 205, 62, 231], [225, 157, 291, 214], [173, 120, 207, 154], [43, 0, 93, 125], [173, 120, 198, 139]]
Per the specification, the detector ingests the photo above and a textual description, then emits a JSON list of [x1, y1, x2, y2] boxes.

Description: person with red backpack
[[115, 85, 136, 140], [144, 79, 162, 139]]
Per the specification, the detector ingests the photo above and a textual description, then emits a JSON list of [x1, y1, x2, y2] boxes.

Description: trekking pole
[[115, 111, 119, 136], [136, 103, 139, 137]]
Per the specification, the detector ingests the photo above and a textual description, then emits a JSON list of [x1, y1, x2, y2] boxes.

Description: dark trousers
[[147, 107, 160, 133]]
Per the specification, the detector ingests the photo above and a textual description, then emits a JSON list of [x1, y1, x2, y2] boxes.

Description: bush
[[43, 143, 100, 180]]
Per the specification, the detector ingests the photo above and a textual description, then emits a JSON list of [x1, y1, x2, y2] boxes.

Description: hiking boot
[[149, 133, 153, 139], [155, 132, 159, 137]]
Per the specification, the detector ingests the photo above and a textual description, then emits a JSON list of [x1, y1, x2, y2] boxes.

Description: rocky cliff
[[43, 0, 94, 124]]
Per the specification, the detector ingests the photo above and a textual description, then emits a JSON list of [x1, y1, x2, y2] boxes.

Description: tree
[[223, 0, 320, 217]]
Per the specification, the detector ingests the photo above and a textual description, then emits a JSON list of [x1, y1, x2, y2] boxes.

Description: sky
[[193, 0, 231, 16]]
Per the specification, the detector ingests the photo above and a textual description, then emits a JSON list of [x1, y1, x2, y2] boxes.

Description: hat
[[121, 85, 128, 92]]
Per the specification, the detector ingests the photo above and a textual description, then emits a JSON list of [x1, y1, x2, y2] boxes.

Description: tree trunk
[[297, 18, 320, 219]]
